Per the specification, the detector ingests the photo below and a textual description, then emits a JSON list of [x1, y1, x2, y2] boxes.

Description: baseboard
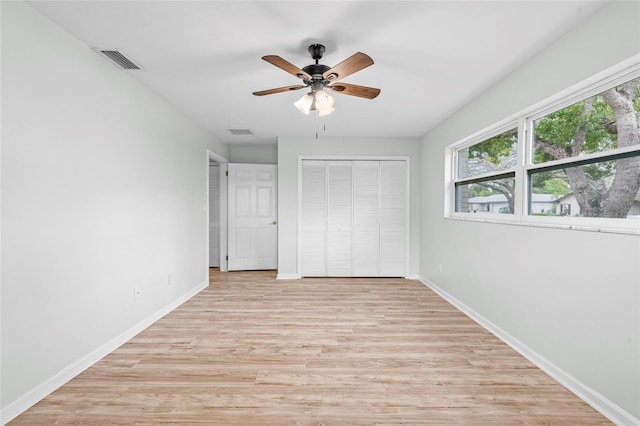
[[277, 274, 420, 280], [418, 275, 639, 426], [1, 280, 209, 425], [276, 273, 299, 280]]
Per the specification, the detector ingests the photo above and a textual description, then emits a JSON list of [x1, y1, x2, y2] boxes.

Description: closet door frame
[[297, 155, 410, 279]]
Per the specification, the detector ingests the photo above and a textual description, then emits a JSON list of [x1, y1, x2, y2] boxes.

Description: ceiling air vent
[[96, 49, 141, 70], [228, 129, 253, 135]]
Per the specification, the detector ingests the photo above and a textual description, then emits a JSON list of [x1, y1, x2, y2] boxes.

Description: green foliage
[[468, 129, 517, 165], [533, 96, 616, 164], [532, 173, 571, 196], [534, 80, 640, 163], [468, 185, 494, 198]]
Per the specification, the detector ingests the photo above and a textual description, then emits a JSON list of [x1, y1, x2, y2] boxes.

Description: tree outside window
[[454, 74, 640, 220]]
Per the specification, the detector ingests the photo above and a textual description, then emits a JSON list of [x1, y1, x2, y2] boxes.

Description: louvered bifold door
[[379, 161, 407, 277], [301, 161, 327, 276], [300, 159, 407, 278], [353, 161, 380, 276], [327, 161, 353, 276]]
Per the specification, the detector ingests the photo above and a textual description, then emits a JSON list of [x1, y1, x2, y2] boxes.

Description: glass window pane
[[529, 156, 640, 218], [532, 78, 640, 164], [457, 128, 518, 179], [455, 176, 515, 214]]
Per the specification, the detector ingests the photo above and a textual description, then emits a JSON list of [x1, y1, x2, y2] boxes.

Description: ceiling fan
[[253, 44, 380, 116]]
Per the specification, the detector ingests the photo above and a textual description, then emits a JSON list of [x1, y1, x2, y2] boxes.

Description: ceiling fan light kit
[[253, 43, 380, 117], [294, 89, 335, 116]]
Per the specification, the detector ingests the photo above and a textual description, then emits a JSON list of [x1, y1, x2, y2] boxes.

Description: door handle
[[270, 220, 277, 225]]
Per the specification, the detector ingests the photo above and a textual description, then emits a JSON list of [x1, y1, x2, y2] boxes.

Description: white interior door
[[228, 163, 278, 271]]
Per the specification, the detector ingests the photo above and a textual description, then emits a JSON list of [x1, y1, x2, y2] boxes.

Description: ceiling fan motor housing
[[302, 64, 330, 78], [302, 45, 332, 89], [308, 44, 325, 61]]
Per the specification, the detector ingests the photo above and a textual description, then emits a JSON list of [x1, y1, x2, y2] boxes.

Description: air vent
[[96, 49, 141, 70], [228, 129, 253, 135]]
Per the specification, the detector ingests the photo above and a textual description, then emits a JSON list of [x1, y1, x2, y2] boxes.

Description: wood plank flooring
[[10, 270, 610, 425]]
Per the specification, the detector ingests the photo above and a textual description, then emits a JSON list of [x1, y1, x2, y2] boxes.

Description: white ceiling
[[29, 1, 605, 146]]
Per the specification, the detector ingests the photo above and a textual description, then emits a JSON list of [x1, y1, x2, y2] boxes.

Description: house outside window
[[454, 127, 518, 215]]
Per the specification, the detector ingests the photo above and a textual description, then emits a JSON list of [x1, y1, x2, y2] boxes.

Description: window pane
[[532, 78, 640, 164], [529, 156, 640, 218], [457, 128, 518, 179], [455, 176, 515, 214]]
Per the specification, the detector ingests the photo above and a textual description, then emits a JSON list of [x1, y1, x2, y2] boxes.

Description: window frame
[[447, 60, 640, 235]]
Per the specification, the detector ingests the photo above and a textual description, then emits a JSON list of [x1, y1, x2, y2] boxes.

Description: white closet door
[[301, 161, 327, 276], [327, 161, 353, 276], [353, 161, 380, 276], [379, 161, 406, 277], [299, 159, 407, 278]]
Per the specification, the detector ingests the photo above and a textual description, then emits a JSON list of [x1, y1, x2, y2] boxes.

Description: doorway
[[209, 162, 220, 268], [208, 150, 228, 272]]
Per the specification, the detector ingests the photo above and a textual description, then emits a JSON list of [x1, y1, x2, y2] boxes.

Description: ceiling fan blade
[[253, 85, 306, 96], [262, 55, 312, 80], [323, 52, 374, 82], [328, 83, 380, 99]]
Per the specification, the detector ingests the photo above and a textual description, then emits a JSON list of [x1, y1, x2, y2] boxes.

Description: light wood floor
[[10, 270, 610, 425]]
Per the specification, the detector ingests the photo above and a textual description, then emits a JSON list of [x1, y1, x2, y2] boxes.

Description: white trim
[[445, 215, 640, 236], [525, 144, 640, 173], [276, 273, 299, 280], [418, 276, 640, 426], [514, 116, 527, 217], [403, 158, 411, 278], [219, 163, 229, 272], [1, 281, 208, 425], [452, 170, 516, 186], [299, 154, 411, 161]]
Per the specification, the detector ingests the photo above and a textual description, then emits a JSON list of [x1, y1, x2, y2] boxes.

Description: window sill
[[446, 214, 640, 236]]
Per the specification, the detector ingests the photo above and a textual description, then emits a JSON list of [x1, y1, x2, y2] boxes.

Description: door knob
[[270, 220, 277, 225]]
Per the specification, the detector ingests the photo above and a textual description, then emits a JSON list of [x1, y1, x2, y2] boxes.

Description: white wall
[[0, 2, 229, 421], [229, 144, 277, 164], [277, 136, 420, 279], [420, 1, 639, 423]]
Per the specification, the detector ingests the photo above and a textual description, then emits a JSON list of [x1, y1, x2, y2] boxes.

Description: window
[[528, 78, 640, 219], [454, 128, 517, 214], [449, 64, 640, 233]]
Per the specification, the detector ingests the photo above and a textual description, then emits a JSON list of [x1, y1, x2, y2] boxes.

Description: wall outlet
[[438, 264, 443, 273], [167, 273, 173, 286], [134, 287, 141, 301]]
